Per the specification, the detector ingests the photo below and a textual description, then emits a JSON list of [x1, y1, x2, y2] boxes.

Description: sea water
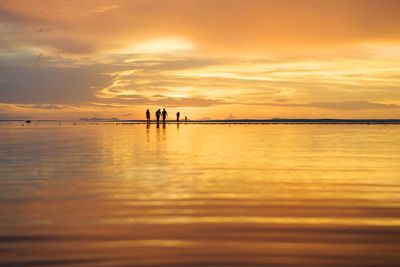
[[1, 122, 400, 266]]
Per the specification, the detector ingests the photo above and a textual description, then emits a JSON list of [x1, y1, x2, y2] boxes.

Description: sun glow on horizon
[[120, 37, 195, 54]]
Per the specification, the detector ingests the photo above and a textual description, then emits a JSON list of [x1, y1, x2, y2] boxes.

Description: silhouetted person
[[185, 116, 187, 122], [155, 109, 161, 125], [162, 108, 168, 123], [146, 109, 151, 124], [176, 112, 180, 122]]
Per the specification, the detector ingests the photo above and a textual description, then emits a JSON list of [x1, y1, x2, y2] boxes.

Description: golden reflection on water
[[0, 122, 400, 266]]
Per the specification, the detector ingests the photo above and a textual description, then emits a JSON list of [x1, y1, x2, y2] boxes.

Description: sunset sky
[[0, 0, 399, 120]]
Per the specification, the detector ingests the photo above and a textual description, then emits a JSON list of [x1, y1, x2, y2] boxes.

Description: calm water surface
[[1, 122, 400, 266]]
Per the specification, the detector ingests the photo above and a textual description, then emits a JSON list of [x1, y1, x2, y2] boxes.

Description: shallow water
[[1, 122, 400, 266]]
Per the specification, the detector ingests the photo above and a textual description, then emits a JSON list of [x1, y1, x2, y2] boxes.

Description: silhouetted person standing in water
[[176, 112, 180, 122], [162, 108, 168, 123], [155, 109, 161, 126], [146, 109, 151, 124]]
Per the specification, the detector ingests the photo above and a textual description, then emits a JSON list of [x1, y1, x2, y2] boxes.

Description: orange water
[[1, 123, 400, 266]]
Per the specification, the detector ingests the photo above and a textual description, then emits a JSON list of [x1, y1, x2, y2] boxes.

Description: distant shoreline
[[1, 119, 400, 124], [119, 119, 400, 124]]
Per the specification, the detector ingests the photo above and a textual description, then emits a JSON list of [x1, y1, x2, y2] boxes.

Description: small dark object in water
[[25, 120, 31, 123]]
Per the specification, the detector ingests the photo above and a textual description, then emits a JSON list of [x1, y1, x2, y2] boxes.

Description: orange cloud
[[0, 0, 400, 119], [1, 0, 399, 55]]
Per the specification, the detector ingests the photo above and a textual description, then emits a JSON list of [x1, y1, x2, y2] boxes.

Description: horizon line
[[2, 118, 400, 124]]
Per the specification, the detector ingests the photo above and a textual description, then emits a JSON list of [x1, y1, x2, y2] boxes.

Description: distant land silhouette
[[79, 117, 120, 122], [118, 118, 400, 124]]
